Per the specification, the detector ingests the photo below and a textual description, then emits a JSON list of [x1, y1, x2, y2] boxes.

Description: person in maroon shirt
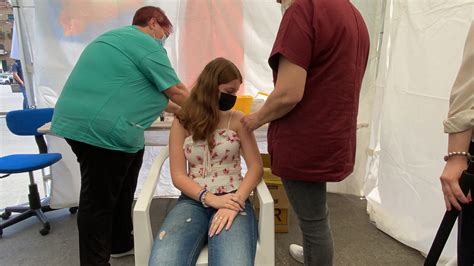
[[241, 0, 370, 264]]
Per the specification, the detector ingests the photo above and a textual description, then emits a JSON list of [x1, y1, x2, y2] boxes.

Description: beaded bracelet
[[198, 188, 206, 201], [198, 188, 207, 202], [443, 151, 472, 162], [201, 190, 209, 208]]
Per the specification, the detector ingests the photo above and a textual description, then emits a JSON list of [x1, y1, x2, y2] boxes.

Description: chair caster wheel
[[39, 223, 50, 236], [39, 228, 49, 236], [69, 207, 78, 214], [1, 211, 11, 220]]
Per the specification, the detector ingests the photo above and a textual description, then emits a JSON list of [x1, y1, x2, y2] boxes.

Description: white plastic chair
[[133, 146, 275, 266]]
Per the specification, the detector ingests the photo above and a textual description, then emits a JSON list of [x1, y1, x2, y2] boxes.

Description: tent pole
[[375, 0, 388, 79]]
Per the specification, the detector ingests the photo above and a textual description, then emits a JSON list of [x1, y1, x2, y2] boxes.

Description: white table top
[[38, 119, 268, 147], [37, 119, 174, 134]]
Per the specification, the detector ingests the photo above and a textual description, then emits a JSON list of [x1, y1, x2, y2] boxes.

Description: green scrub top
[[51, 26, 180, 153]]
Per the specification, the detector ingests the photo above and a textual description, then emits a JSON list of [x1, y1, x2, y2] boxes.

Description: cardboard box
[[261, 153, 272, 168], [254, 207, 289, 233], [255, 173, 289, 209], [254, 154, 290, 232], [274, 208, 289, 233], [261, 154, 289, 208]]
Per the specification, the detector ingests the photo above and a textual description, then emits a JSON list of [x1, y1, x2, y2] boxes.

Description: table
[[37, 120, 173, 134]]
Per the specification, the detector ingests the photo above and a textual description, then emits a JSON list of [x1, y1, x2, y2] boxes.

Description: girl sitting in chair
[[149, 58, 263, 265]]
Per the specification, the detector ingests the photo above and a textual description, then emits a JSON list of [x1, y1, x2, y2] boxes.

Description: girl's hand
[[230, 193, 245, 209], [206, 193, 244, 211], [209, 208, 239, 237]]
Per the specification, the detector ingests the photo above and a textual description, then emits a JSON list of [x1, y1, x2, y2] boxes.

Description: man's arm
[[241, 56, 307, 130], [164, 82, 189, 107], [13, 72, 24, 86], [440, 22, 474, 211]]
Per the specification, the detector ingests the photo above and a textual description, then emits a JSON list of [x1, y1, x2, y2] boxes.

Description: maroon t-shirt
[[267, 0, 370, 182]]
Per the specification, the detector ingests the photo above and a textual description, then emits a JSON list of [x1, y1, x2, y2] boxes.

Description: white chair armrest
[[255, 179, 275, 265], [133, 146, 169, 266]]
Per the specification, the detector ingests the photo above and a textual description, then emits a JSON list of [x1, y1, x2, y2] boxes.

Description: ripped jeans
[[149, 195, 257, 266]]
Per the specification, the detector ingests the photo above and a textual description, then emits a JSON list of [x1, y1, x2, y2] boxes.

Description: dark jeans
[[66, 139, 144, 266], [282, 179, 334, 266]]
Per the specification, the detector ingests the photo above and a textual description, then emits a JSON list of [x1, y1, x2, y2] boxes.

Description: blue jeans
[[20, 85, 28, 109], [149, 195, 257, 266], [282, 179, 334, 266]]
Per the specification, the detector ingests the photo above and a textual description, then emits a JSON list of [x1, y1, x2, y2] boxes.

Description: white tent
[[11, 0, 473, 263]]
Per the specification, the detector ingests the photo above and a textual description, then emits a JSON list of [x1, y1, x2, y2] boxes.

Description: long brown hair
[[177, 58, 242, 147]]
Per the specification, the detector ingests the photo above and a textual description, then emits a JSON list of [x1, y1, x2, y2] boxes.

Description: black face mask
[[218, 92, 237, 111]]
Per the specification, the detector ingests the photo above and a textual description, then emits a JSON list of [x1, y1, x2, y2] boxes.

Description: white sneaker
[[289, 244, 304, 264], [110, 248, 134, 258]]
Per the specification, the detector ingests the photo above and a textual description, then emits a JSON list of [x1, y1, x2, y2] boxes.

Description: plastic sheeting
[[364, 0, 473, 263], [32, 0, 280, 99]]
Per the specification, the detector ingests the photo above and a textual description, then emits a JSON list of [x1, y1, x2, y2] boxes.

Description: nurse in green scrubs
[[51, 6, 188, 265]]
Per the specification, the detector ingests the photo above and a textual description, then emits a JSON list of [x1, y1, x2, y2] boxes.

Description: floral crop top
[[183, 112, 243, 194]]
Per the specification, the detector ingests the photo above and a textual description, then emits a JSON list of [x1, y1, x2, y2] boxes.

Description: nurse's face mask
[[151, 19, 169, 46], [156, 34, 168, 46], [218, 92, 237, 111]]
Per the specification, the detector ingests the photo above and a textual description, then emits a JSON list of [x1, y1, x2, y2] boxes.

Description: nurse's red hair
[[132, 6, 173, 33]]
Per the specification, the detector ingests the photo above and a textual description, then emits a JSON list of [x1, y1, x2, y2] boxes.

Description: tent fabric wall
[[32, 0, 280, 100], [327, 0, 385, 195], [364, 0, 473, 262]]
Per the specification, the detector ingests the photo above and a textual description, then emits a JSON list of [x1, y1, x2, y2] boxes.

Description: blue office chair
[[0, 108, 62, 237]]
